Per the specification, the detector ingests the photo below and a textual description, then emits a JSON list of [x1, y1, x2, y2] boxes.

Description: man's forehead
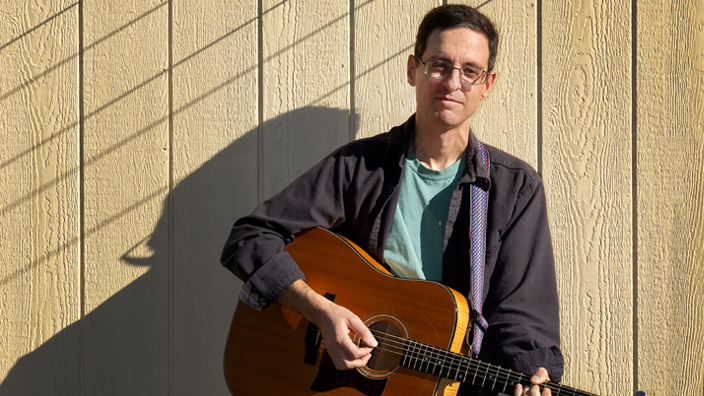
[[423, 28, 491, 64]]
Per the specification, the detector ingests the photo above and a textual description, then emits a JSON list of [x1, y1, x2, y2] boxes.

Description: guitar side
[[224, 228, 470, 396]]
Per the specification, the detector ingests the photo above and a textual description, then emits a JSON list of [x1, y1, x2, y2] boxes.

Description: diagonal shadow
[[475, 0, 497, 9], [1, 0, 376, 209], [0, 2, 167, 105], [0, 55, 257, 285], [0, 106, 357, 396], [310, 44, 413, 106], [1, 0, 362, 177], [0, 0, 292, 106], [1, 0, 390, 290], [0, 3, 78, 54], [0, 1, 292, 174], [0, 186, 168, 288]]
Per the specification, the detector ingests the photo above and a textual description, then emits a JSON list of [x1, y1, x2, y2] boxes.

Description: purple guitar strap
[[470, 140, 490, 357]]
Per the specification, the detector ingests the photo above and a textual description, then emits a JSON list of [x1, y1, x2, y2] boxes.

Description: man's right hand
[[277, 279, 378, 370]]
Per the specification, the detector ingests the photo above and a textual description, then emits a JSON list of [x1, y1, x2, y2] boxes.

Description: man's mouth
[[437, 96, 462, 105]]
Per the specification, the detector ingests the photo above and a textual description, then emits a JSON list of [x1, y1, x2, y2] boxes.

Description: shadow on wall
[[0, 106, 358, 395]]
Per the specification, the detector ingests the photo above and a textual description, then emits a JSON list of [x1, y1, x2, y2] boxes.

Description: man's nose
[[443, 68, 463, 90]]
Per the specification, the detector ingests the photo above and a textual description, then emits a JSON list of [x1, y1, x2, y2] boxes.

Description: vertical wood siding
[[1, 1, 80, 395], [1, 1, 702, 395], [543, 1, 635, 395], [171, 1, 258, 394], [82, 1, 170, 394], [637, 0, 704, 394]]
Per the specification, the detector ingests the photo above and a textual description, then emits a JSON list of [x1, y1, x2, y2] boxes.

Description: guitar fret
[[413, 343, 424, 373], [401, 339, 412, 369], [437, 349, 449, 377], [445, 349, 455, 378], [503, 368, 513, 393], [492, 364, 500, 389], [426, 345, 437, 373], [471, 357, 480, 386], [431, 345, 442, 376], [509, 369, 521, 390], [415, 342, 424, 371], [517, 373, 524, 391], [417, 341, 427, 372], [407, 341, 418, 371], [451, 352, 463, 381], [481, 361, 490, 388], [500, 365, 512, 390], [453, 355, 462, 379], [440, 349, 453, 378], [432, 347, 441, 376], [458, 357, 470, 383], [409, 340, 419, 371], [418, 342, 429, 373], [453, 355, 465, 381]]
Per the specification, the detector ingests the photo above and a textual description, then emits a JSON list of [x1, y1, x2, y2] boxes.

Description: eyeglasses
[[415, 56, 489, 86]]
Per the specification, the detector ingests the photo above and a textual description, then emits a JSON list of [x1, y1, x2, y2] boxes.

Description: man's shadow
[[0, 106, 358, 395]]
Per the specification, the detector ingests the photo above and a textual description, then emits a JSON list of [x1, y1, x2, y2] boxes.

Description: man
[[221, 5, 563, 396]]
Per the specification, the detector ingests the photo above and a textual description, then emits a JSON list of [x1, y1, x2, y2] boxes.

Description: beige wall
[[1, 1, 702, 395]]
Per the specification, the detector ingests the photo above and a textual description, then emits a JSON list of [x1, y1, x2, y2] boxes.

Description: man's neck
[[411, 122, 470, 171]]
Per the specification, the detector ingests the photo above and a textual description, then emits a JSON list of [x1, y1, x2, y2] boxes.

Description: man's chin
[[430, 111, 472, 130]]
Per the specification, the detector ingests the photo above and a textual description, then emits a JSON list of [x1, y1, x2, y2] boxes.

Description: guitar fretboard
[[398, 337, 598, 396]]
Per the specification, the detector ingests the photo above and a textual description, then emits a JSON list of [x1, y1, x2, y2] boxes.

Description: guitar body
[[225, 228, 470, 396]]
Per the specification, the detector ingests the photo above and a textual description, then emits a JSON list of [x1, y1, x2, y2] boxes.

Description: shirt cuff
[[511, 346, 565, 382], [238, 250, 305, 310]]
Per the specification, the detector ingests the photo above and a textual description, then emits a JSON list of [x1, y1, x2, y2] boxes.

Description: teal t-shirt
[[384, 149, 464, 282]]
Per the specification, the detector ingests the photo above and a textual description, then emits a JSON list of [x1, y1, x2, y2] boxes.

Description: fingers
[[514, 368, 551, 396], [531, 367, 550, 385], [277, 282, 377, 371], [347, 312, 378, 348], [318, 304, 376, 370], [514, 384, 552, 396]]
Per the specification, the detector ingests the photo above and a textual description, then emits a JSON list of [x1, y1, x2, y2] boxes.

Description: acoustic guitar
[[224, 227, 644, 396]]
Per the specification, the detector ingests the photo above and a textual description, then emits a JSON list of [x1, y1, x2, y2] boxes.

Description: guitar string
[[365, 329, 513, 384], [346, 328, 596, 396]]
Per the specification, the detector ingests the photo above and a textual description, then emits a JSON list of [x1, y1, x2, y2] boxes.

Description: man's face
[[407, 27, 497, 132]]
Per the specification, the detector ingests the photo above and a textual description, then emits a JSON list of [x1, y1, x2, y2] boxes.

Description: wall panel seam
[[167, 0, 175, 394], [350, 0, 355, 141], [78, 0, 85, 395], [631, 0, 639, 392], [258, 0, 264, 203], [536, 0, 543, 176]]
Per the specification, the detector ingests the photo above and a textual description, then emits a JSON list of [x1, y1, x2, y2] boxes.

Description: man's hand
[[311, 298, 378, 369], [514, 367, 551, 396], [277, 280, 378, 370]]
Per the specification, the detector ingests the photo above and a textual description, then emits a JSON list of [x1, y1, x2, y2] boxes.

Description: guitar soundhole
[[366, 321, 403, 371]]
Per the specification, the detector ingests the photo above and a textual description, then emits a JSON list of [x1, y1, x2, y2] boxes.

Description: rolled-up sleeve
[[220, 152, 352, 310]]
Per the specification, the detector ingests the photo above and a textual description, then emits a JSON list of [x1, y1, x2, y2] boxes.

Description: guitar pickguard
[[310, 350, 387, 396]]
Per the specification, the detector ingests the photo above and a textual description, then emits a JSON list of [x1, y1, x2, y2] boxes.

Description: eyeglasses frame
[[413, 55, 490, 86]]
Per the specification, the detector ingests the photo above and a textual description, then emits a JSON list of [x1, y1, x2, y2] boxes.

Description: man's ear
[[407, 55, 417, 87], [480, 70, 498, 100]]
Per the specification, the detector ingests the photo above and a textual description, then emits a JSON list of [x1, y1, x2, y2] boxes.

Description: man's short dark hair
[[414, 5, 499, 72]]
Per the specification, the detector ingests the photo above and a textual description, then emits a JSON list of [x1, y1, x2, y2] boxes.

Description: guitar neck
[[399, 338, 598, 396]]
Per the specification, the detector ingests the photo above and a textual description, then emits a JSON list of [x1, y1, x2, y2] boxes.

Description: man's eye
[[463, 68, 480, 77], [430, 61, 447, 70]]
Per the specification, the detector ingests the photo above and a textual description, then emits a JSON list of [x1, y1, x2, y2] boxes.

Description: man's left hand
[[513, 367, 551, 396]]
